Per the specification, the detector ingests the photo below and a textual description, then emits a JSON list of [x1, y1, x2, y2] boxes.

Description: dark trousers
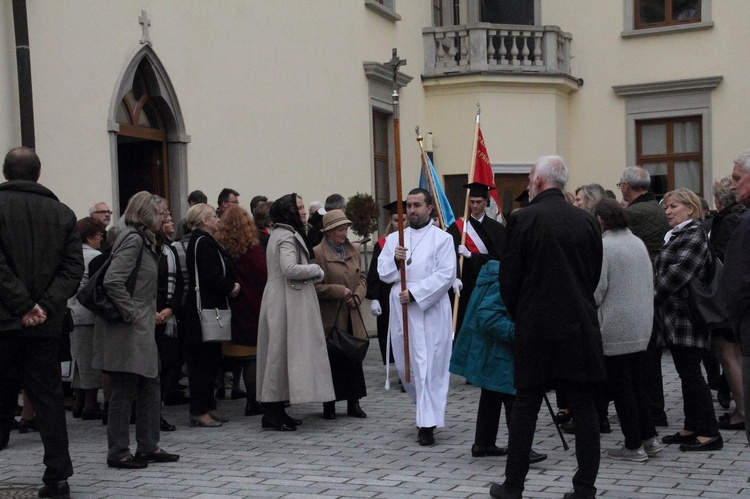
[[670, 345, 719, 437], [504, 382, 599, 498], [155, 328, 183, 399], [0, 334, 73, 485], [475, 388, 513, 446], [186, 341, 221, 415], [107, 371, 160, 460], [642, 345, 668, 423], [605, 351, 656, 449]]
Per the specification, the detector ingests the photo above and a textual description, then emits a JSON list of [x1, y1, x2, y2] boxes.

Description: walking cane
[[543, 393, 570, 451]]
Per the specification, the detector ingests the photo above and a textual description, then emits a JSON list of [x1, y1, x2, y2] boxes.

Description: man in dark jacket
[[0, 147, 84, 499], [721, 148, 750, 446], [446, 182, 505, 336], [619, 165, 672, 427], [490, 156, 604, 499]]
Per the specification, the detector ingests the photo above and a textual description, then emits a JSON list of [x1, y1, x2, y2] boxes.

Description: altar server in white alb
[[378, 188, 456, 446]]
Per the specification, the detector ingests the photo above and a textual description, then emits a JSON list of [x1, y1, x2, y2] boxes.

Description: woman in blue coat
[[450, 260, 546, 463]]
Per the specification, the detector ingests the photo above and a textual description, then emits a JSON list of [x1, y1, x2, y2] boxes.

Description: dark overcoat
[[181, 228, 236, 343], [720, 211, 750, 352], [499, 188, 605, 389]]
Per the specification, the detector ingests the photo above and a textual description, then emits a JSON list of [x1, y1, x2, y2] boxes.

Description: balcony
[[422, 23, 576, 81]]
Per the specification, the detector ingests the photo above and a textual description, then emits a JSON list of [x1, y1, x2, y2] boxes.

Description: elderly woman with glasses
[[655, 188, 722, 452], [93, 192, 179, 469]]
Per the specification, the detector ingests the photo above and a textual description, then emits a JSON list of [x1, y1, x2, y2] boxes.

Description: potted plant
[[345, 192, 379, 268]]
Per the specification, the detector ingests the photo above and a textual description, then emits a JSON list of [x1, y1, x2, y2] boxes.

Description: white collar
[[664, 219, 693, 244]]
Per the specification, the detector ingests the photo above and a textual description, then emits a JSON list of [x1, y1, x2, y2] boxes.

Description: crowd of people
[[2, 144, 750, 499]]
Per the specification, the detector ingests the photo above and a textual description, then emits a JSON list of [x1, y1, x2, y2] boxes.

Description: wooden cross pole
[[385, 48, 410, 383]]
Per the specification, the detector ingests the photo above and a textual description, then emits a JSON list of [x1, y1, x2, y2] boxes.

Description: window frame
[[364, 0, 401, 22], [613, 76, 722, 201], [635, 116, 703, 199], [622, 0, 712, 38]]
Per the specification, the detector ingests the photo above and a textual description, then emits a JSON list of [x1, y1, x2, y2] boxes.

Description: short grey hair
[[535, 155, 569, 190], [734, 149, 750, 172], [88, 202, 108, 215], [621, 166, 650, 191], [712, 176, 736, 210]]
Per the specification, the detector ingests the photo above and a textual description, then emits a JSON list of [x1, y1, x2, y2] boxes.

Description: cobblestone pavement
[[0, 345, 748, 498]]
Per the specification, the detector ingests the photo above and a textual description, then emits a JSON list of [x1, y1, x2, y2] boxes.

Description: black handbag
[[326, 296, 369, 362], [76, 233, 144, 323], [686, 248, 729, 331]]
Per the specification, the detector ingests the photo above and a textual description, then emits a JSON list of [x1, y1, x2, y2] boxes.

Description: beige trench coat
[[256, 224, 335, 404], [313, 239, 367, 339]]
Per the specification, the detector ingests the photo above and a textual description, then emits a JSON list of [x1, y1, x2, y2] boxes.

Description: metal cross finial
[[139, 10, 152, 45], [385, 48, 406, 90]]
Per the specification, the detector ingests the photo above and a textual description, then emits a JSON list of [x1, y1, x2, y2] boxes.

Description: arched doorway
[[109, 45, 189, 217]]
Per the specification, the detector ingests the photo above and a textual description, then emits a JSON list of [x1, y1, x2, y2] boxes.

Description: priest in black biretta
[[446, 182, 506, 337]]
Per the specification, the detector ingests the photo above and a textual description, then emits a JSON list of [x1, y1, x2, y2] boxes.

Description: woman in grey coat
[[93, 192, 179, 469], [593, 198, 659, 462], [256, 194, 335, 431]]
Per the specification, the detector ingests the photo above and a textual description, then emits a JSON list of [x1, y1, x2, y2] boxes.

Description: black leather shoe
[[160, 418, 176, 432], [718, 418, 745, 430], [471, 444, 508, 457], [529, 449, 548, 464], [107, 455, 148, 469], [323, 402, 336, 420], [679, 435, 723, 452], [38, 480, 70, 499], [489, 483, 521, 499], [662, 431, 696, 444], [245, 401, 264, 416], [417, 426, 435, 446], [553, 410, 572, 424], [261, 415, 296, 431], [135, 449, 180, 462], [561, 420, 576, 434], [599, 418, 612, 434], [18, 417, 38, 434], [284, 414, 302, 427], [347, 401, 367, 418]]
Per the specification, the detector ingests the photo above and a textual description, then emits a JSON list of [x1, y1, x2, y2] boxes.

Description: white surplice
[[378, 223, 456, 428]]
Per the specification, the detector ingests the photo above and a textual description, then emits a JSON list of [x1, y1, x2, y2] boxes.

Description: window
[[636, 0, 700, 29], [636, 116, 702, 198], [373, 110, 391, 232], [613, 75, 722, 201], [623, 0, 712, 37], [481, 0, 535, 25]]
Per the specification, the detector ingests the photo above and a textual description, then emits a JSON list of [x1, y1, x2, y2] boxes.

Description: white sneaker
[[642, 438, 664, 457], [607, 445, 649, 463]]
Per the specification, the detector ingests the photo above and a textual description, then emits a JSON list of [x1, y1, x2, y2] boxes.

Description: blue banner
[[419, 155, 455, 228]]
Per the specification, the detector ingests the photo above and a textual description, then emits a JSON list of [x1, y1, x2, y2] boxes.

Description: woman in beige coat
[[313, 210, 368, 420], [256, 194, 335, 431]]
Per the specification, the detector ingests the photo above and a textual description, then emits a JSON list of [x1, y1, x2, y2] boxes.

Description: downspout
[[12, 0, 35, 148]]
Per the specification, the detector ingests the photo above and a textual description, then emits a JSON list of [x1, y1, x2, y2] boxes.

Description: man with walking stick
[[490, 156, 605, 499], [378, 188, 455, 446]]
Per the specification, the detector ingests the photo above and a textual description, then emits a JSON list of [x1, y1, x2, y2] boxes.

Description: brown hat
[[321, 209, 352, 232]]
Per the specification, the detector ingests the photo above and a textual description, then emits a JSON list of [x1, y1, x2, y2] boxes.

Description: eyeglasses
[[92, 210, 113, 215], [616, 181, 628, 189]]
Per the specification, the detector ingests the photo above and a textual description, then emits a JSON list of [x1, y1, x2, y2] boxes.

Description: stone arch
[[107, 44, 190, 217]]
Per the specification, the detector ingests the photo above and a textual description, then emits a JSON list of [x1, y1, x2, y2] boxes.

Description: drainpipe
[[12, 0, 35, 149]]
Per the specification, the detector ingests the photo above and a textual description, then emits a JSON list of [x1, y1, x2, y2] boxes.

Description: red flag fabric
[[474, 128, 501, 210]]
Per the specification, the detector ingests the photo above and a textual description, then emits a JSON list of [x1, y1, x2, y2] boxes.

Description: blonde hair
[[663, 188, 704, 221], [186, 203, 216, 229]]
